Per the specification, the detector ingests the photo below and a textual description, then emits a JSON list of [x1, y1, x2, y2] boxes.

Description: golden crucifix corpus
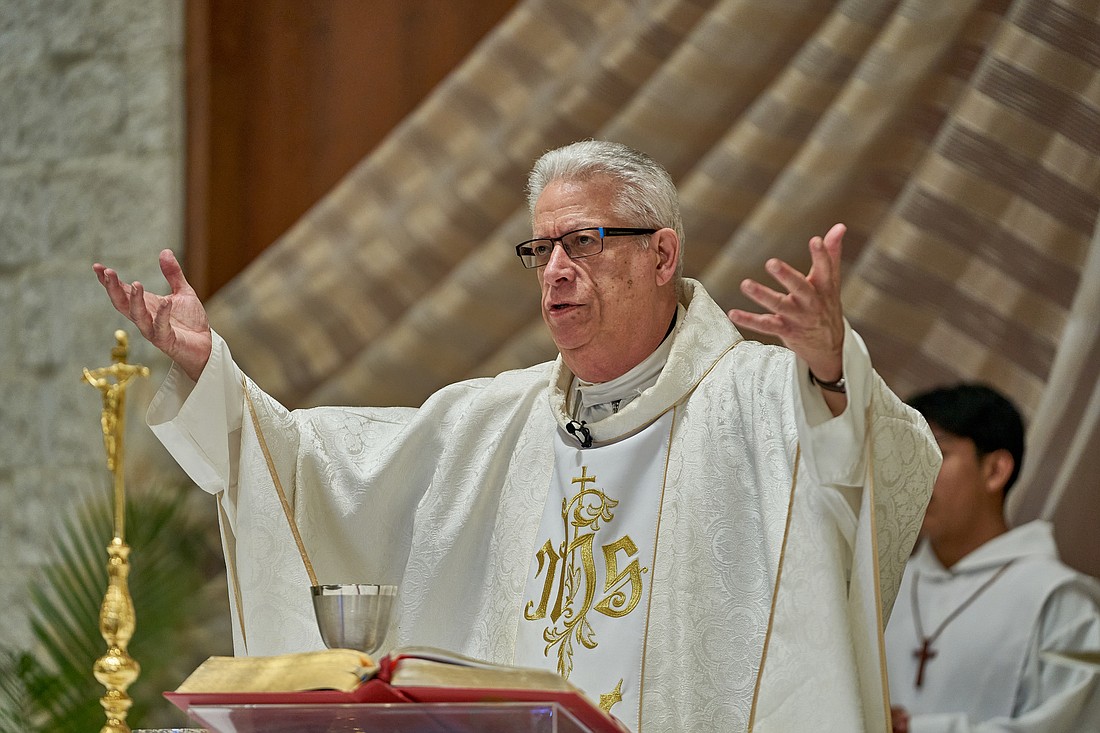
[[82, 330, 149, 733]]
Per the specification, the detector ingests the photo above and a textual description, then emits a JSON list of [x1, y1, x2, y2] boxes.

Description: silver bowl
[[311, 583, 397, 653]]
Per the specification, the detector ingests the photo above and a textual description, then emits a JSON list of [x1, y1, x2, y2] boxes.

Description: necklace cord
[[910, 559, 1016, 686]]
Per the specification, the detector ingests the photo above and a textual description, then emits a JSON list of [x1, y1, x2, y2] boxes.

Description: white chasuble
[[515, 411, 675, 728], [147, 278, 941, 732]]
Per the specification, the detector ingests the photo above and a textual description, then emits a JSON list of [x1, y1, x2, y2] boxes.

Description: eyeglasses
[[515, 227, 658, 269]]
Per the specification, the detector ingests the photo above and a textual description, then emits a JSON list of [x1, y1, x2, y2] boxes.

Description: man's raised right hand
[[93, 249, 212, 382]]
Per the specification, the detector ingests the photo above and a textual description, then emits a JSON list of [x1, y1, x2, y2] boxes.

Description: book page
[[176, 648, 378, 693], [390, 656, 575, 692], [390, 645, 526, 670]]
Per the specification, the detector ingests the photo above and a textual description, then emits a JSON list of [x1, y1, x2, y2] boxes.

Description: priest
[[94, 140, 939, 732]]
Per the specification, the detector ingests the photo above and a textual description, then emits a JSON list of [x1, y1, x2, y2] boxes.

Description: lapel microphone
[[565, 420, 594, 448]]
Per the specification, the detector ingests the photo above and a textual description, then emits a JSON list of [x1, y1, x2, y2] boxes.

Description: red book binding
[[165, 647, 629, 733]]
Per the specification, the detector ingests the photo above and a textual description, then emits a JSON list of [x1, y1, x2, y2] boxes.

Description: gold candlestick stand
[[82, 330, 150, 733]]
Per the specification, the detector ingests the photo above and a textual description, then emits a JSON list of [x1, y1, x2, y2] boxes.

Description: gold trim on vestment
[[865, 406, 893, 730], [244, 381, 319, 588], [218, 497, 249, 653], [747, 444, 801, 731], [636, 404, 678, 733]]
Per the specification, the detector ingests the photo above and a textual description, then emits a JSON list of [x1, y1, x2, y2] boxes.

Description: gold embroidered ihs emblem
[[523, 466, 647, 678]]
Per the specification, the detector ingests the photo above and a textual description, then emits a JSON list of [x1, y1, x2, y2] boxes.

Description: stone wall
[[0, 0, 189, 650]]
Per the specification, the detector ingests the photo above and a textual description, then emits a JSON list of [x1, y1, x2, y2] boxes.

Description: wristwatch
[[808, 369, 847, 394]]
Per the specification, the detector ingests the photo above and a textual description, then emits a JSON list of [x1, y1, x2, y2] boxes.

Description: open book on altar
[[165, 645, 629, 733]]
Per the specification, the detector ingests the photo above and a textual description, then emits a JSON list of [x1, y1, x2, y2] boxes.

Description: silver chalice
[[311, 583, 398, 654]]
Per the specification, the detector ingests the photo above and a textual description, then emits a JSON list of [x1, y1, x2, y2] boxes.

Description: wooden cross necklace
[[909, 559, 1016, 688]]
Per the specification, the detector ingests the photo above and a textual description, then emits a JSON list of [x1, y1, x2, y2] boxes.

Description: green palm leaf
[[0, 485, 227, 732]]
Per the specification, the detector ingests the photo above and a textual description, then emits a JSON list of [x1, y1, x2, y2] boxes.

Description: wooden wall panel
[[185, 0, 517, 298]]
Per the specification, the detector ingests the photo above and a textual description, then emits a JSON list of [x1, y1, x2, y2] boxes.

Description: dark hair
[[908, 383, 1025, 496]]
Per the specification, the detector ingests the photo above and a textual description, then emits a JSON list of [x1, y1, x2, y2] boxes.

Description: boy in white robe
[[886, 383, 1100, 732]]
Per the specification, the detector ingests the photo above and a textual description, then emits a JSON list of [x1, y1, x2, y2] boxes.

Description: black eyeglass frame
[[515, 226, 658, 269]]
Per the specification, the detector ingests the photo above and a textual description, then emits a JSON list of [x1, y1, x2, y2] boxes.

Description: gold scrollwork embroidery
[[599, 679, 624, 714]]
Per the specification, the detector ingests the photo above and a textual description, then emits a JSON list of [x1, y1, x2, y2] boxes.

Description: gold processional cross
[[82, 330, 149, 733]]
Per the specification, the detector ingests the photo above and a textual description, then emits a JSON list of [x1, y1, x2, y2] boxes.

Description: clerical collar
[[571, 306, 682, 424]]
